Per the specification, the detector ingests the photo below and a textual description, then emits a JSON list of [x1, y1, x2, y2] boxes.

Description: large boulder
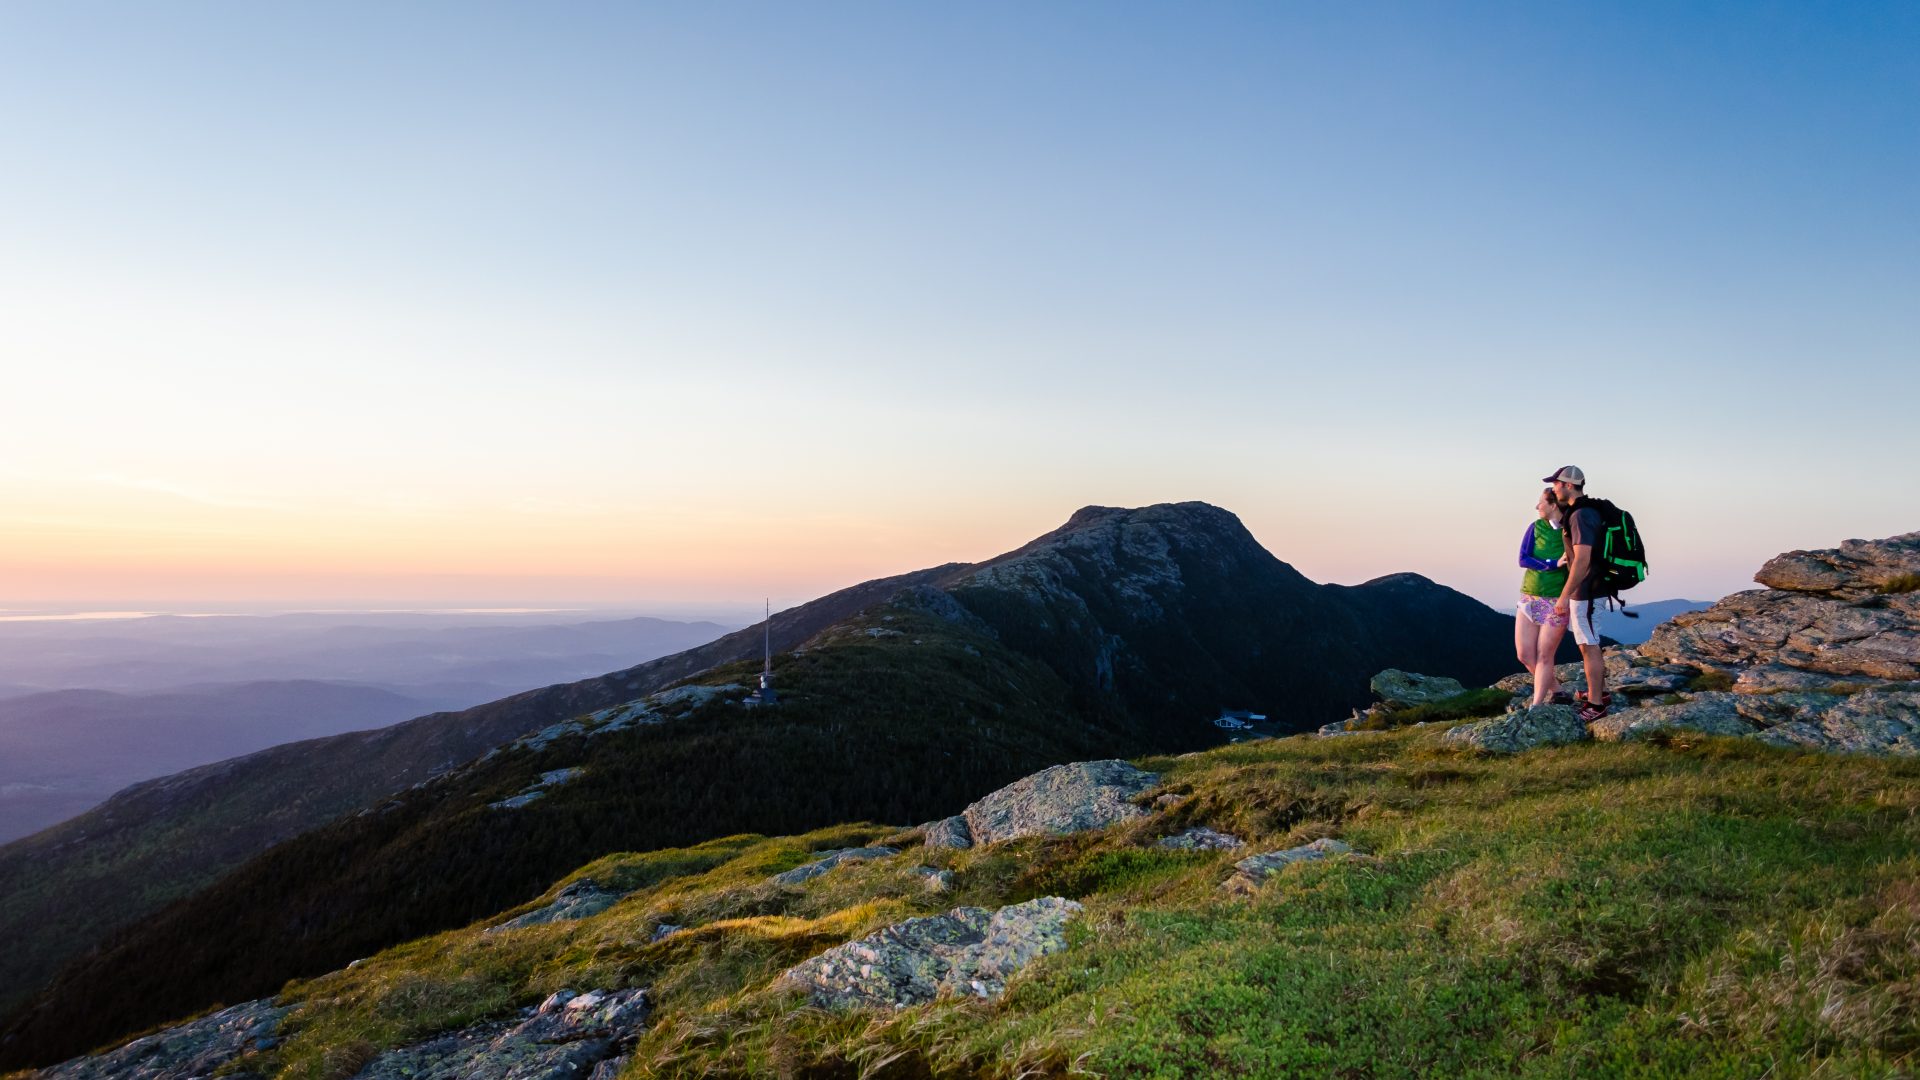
[[924, 760, 1160, 850], [348, 987, 649, 1080], [1370, 670, 1467, 706], [1441, 704, 1588, 754], [779, 897, 1082, 1008], [35, 999, 289, 1080]]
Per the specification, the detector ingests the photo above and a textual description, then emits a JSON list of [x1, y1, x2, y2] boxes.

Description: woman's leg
[[1532, 620, 1567, 706], [1515, 611, 1537, 683]]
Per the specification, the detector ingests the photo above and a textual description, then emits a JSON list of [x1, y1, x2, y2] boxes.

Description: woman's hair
[[1541, 488, 1565, 517]]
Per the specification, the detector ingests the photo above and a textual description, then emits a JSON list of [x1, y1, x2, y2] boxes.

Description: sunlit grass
[[209, 726, 1920, 1079]]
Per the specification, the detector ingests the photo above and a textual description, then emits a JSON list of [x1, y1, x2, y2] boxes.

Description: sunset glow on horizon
[[3, 4, 1915, 612]]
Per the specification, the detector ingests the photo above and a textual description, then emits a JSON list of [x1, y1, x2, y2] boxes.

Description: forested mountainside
[[0, 566, 951, 1020]]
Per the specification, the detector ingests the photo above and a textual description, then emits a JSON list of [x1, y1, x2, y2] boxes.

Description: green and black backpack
[[1569, 496, 1649, 608]]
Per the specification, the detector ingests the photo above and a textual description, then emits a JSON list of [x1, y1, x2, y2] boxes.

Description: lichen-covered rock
[[1156, 826, 1244, 851], [1370, 670, 1466, 706], [780, 897, 1082, 1009], [34, 999, 289, 1080], [770, 846, 900, 886], [348, 987, 648, 1080], [920, 815, 974, 850], [1755, 532, 1920, 599], [1587, 693, 1754, 743], [1730, 691, 1846, 728], [1222, 839, 1354, 894], [1752, 690, 1920, 757], [1441, 704, 1588, 753], [488, 878, 626, 932], [942, 760, 1160, 848]]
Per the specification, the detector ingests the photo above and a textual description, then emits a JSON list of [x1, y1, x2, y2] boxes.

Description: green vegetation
[[1352, 687, 1513, 730], [1686, 669, 1737, 692], [115, 726, 1920, 1080], [1876, 572, 1920, 595]]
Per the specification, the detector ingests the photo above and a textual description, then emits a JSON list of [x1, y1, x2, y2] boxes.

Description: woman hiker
[[1515, 487, 1572, 707]]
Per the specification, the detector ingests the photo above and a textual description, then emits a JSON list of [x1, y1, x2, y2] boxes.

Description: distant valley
[[0, 613, 732, 842]]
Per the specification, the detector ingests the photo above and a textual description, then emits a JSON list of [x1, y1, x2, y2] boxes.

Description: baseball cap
[[1542, 465, 1586, 485]]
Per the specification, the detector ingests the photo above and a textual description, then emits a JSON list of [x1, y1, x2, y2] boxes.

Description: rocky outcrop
[[779, 897, 1081, 1009], [1751, 690, 1920, 756], [1586, 693, 1755, 743], [1441, 704, 1588, 754], [488, 878, 627, 932], [33, 999, 288, 1080], [770, 846, 900, 886], [1223, 839, 1355, 894], [1600, 531, 1920, 756], [1369, 670, 1466, 706], [922, 760, 1160, 850], [1493, 649, 1694, 700], [1642, 532, 1920, 685], [348, 988, 648, 1080], [1642, 589, 1920, 683], [1754, 532, 1920, 600]]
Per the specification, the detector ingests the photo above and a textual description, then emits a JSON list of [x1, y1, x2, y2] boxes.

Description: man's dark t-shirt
[[1564, 506, 1603, 601]]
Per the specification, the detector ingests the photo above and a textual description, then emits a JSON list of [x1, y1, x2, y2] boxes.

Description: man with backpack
[[1546, 465, 1613, 721]]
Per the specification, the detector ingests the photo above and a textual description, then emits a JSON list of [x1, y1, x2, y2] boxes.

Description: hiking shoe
[[1576, 696, 1612, 723], [1550, 691, 1575, 707]]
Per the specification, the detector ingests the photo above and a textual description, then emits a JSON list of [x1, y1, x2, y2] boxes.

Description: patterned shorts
[[1517, 594, 1568, 628]]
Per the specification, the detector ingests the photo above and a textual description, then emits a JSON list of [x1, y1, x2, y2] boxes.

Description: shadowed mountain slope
[[0, 503, 1516, 1068]]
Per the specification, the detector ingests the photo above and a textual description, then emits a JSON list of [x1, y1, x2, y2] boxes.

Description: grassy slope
[[87, 724, 1920, 1080]]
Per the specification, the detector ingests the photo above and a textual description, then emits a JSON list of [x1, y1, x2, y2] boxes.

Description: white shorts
[[1569, 599, 1601, 646]]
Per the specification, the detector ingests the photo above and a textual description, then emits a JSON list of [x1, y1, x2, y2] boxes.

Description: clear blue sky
[[1, 2, 1915, 609]]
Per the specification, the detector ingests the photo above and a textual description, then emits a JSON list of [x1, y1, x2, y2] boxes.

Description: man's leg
[[1580, 644, 1606, 705], [1570, 600, 1609, 717]]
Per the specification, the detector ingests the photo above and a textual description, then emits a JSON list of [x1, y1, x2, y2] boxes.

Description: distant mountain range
[[0, 502, 1531, 1068], [0, 680, 481, 844], [0, 613, 733, 696]]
